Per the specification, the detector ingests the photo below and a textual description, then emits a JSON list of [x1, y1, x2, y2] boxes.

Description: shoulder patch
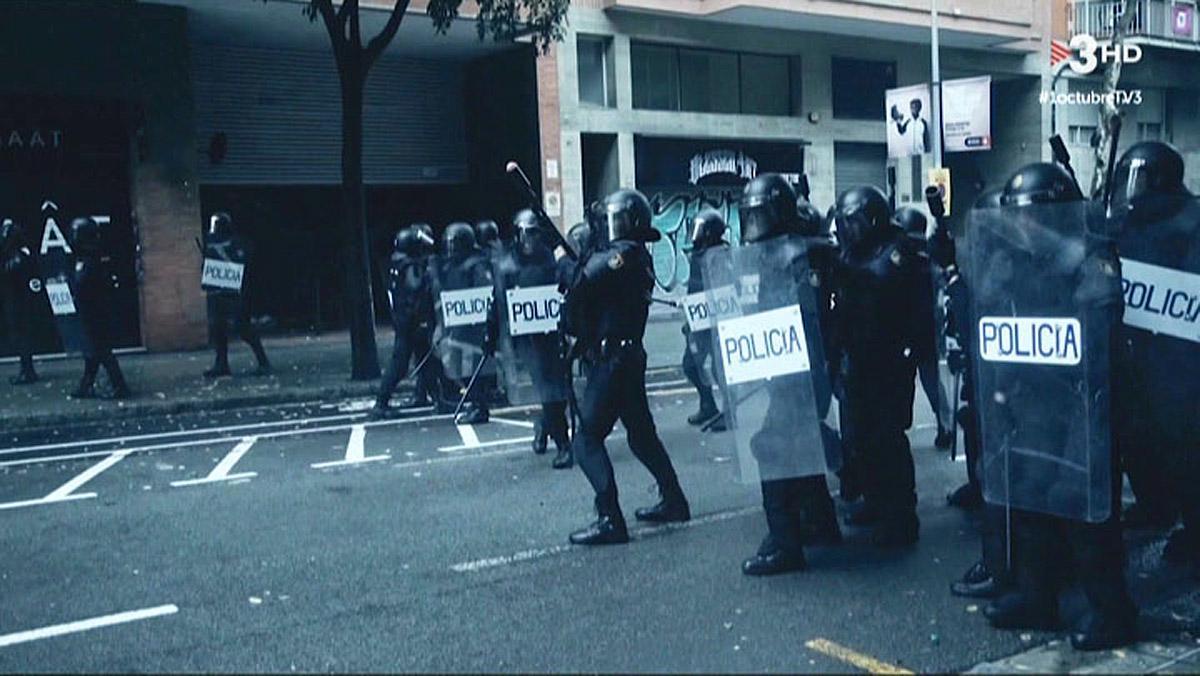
[[890, 249, 904, 267], [608, 253, 624, 270]]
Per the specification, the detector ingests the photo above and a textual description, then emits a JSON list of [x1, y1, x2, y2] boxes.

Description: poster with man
[[886, 84, 932, 159]]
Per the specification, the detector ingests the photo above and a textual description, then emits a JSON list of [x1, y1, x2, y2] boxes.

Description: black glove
[[947, 348, 967, 375]]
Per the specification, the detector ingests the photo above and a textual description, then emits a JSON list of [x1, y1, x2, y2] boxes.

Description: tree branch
[[364, 0, 412, 69], [313, 0, 347, 64]]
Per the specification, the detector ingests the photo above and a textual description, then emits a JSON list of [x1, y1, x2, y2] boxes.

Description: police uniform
[[1, 219, 40, 384], [68, 217, 130, 399], [561, 189, 689, 546], [202, 213, 270, 378]]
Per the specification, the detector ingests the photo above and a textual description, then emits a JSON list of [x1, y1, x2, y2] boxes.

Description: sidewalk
[[0, 319, 686, 432]]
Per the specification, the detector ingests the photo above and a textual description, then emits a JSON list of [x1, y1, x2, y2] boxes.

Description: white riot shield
[[704, 235, 836, 485], [968, 201, 1119, 523], [492, 247, 568, 406]]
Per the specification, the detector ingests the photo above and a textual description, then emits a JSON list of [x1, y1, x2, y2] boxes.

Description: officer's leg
[[1163, 423, 1200, 567], [1069, 518, 1138, 650], [7, 298, 38, 384], [617, 348, 688, 521], [405, 328, 437, 408], [575, 357, 622, 517], [206, 299, 231, 377], [918, 355, 951, 445], [544, 400, 573, 469], [985, 511, 1060, 630], [375, 327, 411, 411], [744, 478, 809, 576], [236, 312, 271, 373], [99, 349, 130, 398], [682, 341, 717, 424], [72, 357, 101, 398]]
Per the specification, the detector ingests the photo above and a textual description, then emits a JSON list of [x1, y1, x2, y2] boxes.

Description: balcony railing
[[1070, 0, 1200, 43]]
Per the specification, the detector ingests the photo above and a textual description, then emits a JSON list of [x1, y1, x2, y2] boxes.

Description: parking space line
[[490, 417, 536, 429], [0, 450, 134, 510], [439, 435, 533, 453], [171, 437, 259, 488], [0, 604, 178, 649], [450, 505, 760, 573], [456, 424, 481, 448], [311, 425, 390, 469], [804, 638, 913, 674]]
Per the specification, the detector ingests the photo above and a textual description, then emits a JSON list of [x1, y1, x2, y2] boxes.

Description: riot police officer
[[432, 222, 495, 424], [475, 220, 503, 255], [1, 218, 40, 385], [372, 225, 437, 418], [974, 162, 1136, 651], [832, 186, 922, 546], [731, 174, 841, 575], [559, 188, 690, 545], [401, 223, 450, 411], [681, 208, 727, 428], [1110, 141, 1200, 569], [202, 212, 271, 378], [68, 217, 130, 399], [492, 209, 572, 469], [895, 206, 953, 450]]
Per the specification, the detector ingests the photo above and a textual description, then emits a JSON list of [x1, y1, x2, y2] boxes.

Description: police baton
[[1101, 116, 1123, 213], [194, 237, 204, 257], [505, 161, 577, 261], [405, 345, 435, 384], [1049, 134, 1084, 197], [650, 296, 681, 309], [949, 370, 962, 462], [453, 354, 490, 419]]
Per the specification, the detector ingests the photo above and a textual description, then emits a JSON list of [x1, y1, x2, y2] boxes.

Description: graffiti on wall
[[647, 188, 744, 293]]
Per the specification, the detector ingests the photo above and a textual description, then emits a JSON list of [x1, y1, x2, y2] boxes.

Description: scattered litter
[[930, 634, 939, 644], [1020, 633, 1032, 642], [966, 604, 979, 613], [723, 622, 733, 630], [733, 645, 741, 651], [249, 596, 263, 605], [413, 471, 422, 478]]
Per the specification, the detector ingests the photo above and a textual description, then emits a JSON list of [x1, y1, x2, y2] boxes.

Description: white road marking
[[439, 435, 533, 453], [490, 417, 536, 429], [456, 424, 481, 448], [0, 604, 178, 649], [170, 437, 258, 487], [450, 506, 761, 573], [310, 425, 390, 469], [0, 449, 135, 510]]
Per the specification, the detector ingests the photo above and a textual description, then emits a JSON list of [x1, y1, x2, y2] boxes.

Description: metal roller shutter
[[193, 44, 467, 185], [833, 141, 887, 196]]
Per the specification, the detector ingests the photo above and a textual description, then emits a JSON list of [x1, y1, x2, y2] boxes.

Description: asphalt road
[[0, 371, 1189, 672]]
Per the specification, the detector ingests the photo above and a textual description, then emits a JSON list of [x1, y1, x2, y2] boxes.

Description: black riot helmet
[[739, 173, 798, 244], [567, 221, 591, 256], [834, 185, 891, 250], [602, 188, 660, 244], [514, 210, 548, 258], [443, 221, 477, 258], [796, 196, 824, 238], [972, 187, 1004, 210], [393, 226, 424, 257], [209, 211, 233, 238], [70, 217, 102, 257], [894, 206, 928, 241], [1110, 141, 1188, 215], [1001, 162, 1083, 206], [412, 223, 435, 254], [475, 220, 501, 249], [690, 208, 727, 251]]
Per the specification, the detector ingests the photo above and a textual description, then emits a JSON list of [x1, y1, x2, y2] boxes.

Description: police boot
[[204, 362, 232, 379], [531, 418, 548, 455], [367, 399, 392, 421], [870, 512, 919, 548], [10, 370, 38, 386], [703, 412, 727, 433], [984, 592, 1059, 631], [687, 394, 720, 426], [946, 482, 983, 510], [951, 560, 1005, 599], [934, 427, 954, 450], [634, 486, 691, 524], [1070, 613, 1137, 651], [843, 500, 882, 528], [250, 362, 273, 377], [551, 440, 573, 470], [569, 500, 629, 546], [742, 536, 807, 576], [455, 403, 489, 425], [398, 393, 431, 409], [69, 383, 97, 399]]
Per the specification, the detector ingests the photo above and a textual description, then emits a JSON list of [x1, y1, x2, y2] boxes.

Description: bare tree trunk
[[340, 61, 381, 380], [1090, 3, 1137, 198]]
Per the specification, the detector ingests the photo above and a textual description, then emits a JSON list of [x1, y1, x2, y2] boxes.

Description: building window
[[1069, 124, 1097, 146], [631, 42, 798, 117], [631, 42, 681, 111], [577, 35, 616, 108], [739, 53, 791, 116], [831, 57, 896, 120]]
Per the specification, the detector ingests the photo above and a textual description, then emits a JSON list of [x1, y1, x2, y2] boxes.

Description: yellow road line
[[805, 638, 914, 674]]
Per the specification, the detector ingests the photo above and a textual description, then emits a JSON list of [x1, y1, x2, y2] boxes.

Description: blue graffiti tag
[[647, 189, 743, 292]]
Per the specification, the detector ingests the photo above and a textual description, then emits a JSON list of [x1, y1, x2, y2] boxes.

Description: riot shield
[[491, 246, 568, 406], [200, 235, 247, 293], [968, 201, 1118, 523], [430, 252, 496, 387], [704, 235, 835, 485]]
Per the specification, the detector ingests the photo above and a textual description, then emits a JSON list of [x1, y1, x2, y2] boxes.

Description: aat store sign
[[634, 137, 805, 293]]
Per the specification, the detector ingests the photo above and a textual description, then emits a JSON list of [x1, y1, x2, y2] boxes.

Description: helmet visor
[[1110, 157, 1150, 214], [738, 204, 776, 244], [606, 207, 633, 244]]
